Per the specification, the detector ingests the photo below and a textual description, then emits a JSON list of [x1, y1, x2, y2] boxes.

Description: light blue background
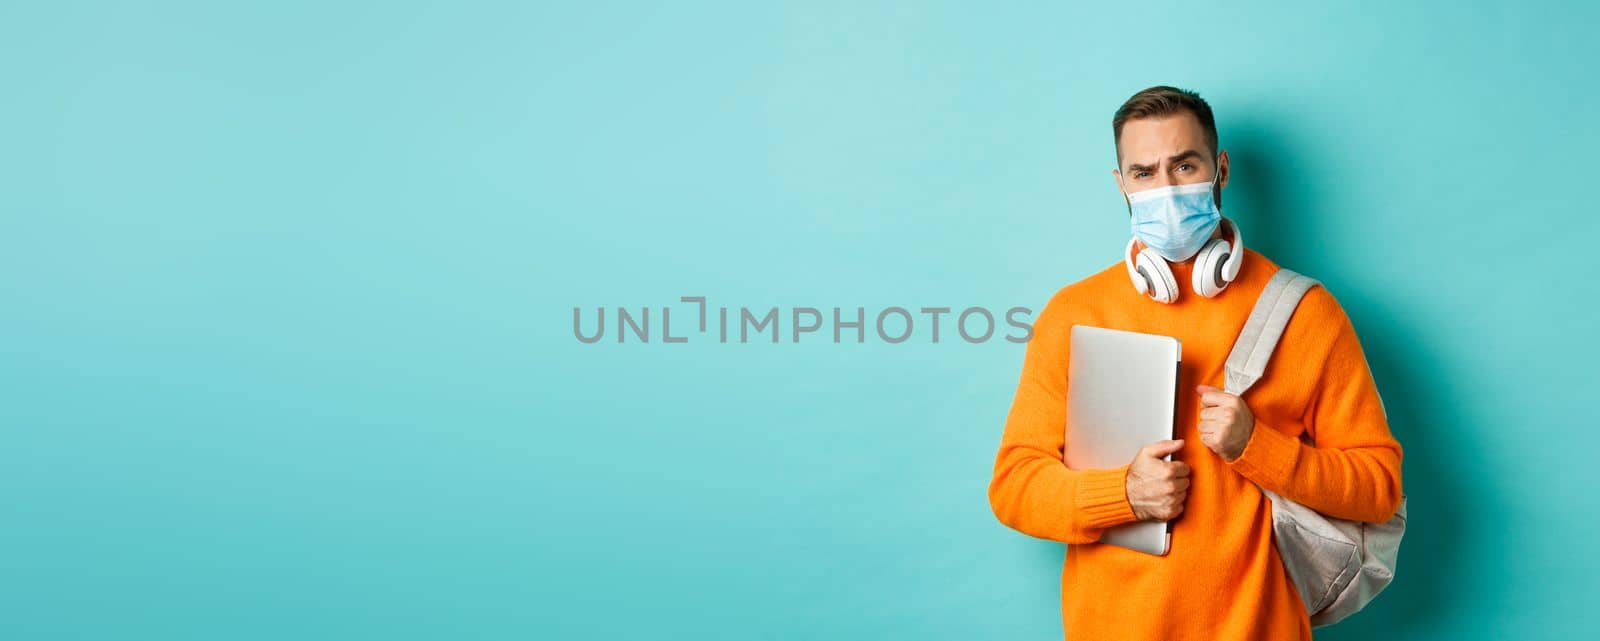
[[3, 1, 1595, 639]]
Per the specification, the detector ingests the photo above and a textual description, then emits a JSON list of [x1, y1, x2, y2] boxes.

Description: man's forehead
[[1119, 113, 1210, 164]]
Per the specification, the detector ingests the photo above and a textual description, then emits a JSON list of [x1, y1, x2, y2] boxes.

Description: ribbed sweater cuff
[[1074, 464, 1140, 530], [1226, 417, 1300, 489]]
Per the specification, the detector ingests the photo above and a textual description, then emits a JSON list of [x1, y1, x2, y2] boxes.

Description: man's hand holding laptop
[[1126, 439, 1191, 522]]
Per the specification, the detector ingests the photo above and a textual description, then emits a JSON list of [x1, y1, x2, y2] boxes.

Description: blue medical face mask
[[1123, 169, 1221, 262]]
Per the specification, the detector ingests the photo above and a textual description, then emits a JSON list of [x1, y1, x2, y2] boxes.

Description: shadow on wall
[[1225, 112, 1493, 638]]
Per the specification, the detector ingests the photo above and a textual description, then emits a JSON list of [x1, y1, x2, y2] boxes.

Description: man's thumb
[[1142, 439, 1185, 458]]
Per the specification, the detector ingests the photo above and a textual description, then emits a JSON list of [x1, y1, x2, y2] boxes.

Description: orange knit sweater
[[987, 248, 1404, 641]]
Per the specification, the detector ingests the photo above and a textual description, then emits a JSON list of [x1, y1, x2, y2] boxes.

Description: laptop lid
[[1066, 324, 1181, 556]]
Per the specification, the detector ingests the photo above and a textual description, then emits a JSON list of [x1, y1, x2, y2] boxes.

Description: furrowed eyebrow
[[1127, 149, 1207, 174], [1166, 149, 1204, 165]]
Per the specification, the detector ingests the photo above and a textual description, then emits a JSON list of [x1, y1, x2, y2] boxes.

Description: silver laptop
[[1066, 325, 1181, 556]]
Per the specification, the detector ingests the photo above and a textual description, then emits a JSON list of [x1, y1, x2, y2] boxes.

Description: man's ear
[[1111, 168, 1126, 196], [1216, 149, 1230, 190]]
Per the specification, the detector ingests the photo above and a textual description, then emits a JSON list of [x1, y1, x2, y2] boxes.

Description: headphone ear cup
[[1220, 217, 1244, 281], [1135, 249, 1178, 304], [1192, 239, 1232, 298]]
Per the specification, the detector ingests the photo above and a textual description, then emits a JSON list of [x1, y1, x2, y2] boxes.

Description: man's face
[[1112, 111, 1229, 200]]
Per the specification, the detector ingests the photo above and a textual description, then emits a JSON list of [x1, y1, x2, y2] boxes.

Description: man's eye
[[1177, 163, 1193, 172], [1135, 171, 1151, 179]]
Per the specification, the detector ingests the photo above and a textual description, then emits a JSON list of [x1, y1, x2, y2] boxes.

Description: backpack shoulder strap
[[1224, 268, 1322, 395]]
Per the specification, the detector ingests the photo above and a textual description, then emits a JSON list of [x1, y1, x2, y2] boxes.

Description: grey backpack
[[1224, 268, 1408, 628]]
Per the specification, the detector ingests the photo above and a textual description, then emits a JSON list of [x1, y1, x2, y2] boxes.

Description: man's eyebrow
[[1166, 149, 1204, 165], [1126, 149, 1206, 173]]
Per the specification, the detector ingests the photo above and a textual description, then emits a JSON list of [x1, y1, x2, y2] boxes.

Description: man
[[986, 86, 1404, 640]]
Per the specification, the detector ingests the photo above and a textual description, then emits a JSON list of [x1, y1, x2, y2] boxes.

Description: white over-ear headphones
[[1124, 217, 1245, 303]]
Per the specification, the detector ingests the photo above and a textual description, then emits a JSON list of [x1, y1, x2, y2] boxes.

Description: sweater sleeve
[[1225, 289, 1405, 523], [987, 294, 1141, 544]]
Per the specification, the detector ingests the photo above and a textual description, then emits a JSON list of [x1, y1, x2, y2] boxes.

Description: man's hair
[[1112, 86, 1218, 162]]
